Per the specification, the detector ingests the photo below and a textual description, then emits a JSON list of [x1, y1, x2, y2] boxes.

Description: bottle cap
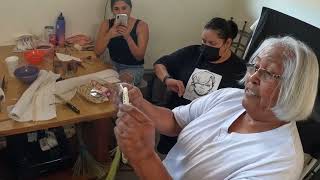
[[58, 13, 64, 20]]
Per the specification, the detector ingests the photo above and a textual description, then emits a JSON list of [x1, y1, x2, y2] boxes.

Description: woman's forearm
[[137, 99, 182, 136], [132, 151, 172, 180], [125, 36, 145, 60], [154, 64, 170, 82], [94, 34, 111, 56], [124, 21, 148, 61]]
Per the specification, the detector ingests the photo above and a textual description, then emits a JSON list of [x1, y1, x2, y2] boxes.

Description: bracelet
[[162, 75, 172, 84]]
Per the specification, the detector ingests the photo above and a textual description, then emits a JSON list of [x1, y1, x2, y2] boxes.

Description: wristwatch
[[162, 75, 172, 85]]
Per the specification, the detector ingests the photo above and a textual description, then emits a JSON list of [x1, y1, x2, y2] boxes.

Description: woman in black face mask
[[200, 18, 237, 63], [153, 17, 247, 154]]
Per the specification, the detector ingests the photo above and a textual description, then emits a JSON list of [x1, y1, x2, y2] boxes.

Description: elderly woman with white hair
[[114, 36, 319, 180]]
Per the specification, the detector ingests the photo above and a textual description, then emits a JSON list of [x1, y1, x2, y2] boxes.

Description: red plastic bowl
[[24, 49, 47, 65]]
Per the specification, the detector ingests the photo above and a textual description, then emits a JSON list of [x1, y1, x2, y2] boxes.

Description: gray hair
[[242, 36, 319, 122]]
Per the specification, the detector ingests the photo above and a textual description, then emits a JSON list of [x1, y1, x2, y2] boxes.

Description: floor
[[0, 131, 164, 180], [0, 162, 138, 180], [35, 166, 139, 180], [116, 165, 138, 180]]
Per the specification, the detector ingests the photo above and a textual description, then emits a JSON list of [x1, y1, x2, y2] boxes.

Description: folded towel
[[9, 70, 60, 122]]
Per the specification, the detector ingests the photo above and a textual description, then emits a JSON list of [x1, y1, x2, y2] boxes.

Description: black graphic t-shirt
[[154, 45, 246, 109]]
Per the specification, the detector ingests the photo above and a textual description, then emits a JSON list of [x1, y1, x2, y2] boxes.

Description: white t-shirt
[[163, 88, 304, 180]]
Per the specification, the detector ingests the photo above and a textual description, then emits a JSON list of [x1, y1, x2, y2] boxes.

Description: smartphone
[[115, 14, 128, 26]]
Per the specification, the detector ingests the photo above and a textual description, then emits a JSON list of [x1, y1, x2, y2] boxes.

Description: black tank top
[[107, 19, 144, 65]]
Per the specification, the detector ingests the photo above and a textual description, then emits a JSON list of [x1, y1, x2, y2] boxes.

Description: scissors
[[54, 94, 80, 114]]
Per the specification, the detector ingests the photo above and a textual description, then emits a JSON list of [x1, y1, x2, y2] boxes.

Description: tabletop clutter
[[1, 12, 120, 123], [0, 13, 126, 180], [6, 66, 120, 122]]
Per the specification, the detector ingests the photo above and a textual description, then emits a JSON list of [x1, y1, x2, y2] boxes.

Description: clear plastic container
[[44, 26, 54, 44]]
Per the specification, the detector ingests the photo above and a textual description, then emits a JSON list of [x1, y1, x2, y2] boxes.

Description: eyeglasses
[[246, 63, 281, 81]]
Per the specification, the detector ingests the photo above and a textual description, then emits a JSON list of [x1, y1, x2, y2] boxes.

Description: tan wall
[[132, 0, 238, 68], [0, 0, 236, 68], [0, 0, 105, 45], [232, 0, 320, 29], [1, 0, 318, 68]]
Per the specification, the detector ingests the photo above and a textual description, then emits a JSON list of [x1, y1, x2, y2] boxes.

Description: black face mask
[[200, 44, 221, 62]]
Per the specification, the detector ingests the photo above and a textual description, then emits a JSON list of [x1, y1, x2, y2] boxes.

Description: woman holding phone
[[95, 0, 149, 85]]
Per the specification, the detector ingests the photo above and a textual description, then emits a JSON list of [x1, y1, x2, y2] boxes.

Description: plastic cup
[[5, 56, 19, 77]]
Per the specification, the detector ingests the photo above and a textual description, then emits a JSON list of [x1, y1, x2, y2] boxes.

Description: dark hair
[[111, 0, 132, 9], [204, 17, 238, 40]]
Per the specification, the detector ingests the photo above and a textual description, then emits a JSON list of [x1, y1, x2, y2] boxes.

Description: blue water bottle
[[56, 13, 65, 47]]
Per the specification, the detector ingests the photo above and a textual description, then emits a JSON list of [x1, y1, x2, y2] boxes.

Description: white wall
[[131, 0, 236, 68], [2, 0, 319, 69], [0, 0, 106, 45], [232, 0, 320, 29]]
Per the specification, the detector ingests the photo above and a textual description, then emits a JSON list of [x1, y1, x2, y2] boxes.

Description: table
[[0, 46, 117, 158]]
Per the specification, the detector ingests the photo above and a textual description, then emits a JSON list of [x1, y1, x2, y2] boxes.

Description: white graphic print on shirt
[[183, 68, 222, 101]]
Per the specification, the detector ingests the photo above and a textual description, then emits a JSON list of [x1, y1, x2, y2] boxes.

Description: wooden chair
[[230, 17, 253, 58]]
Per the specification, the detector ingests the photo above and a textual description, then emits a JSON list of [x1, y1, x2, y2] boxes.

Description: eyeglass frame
[[246, 63, 282, 81]]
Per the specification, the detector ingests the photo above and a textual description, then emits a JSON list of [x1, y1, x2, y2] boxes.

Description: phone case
[[115, 14, 128, 26]]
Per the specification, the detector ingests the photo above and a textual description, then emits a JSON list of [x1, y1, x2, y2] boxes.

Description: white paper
[[56, 53, 82, 62], [39, 138, 51, 151], [27, 132, 38, 142], [46, 131, 58, 148]]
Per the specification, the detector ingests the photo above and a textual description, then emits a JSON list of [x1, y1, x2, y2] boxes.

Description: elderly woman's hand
[[115, 104, 156, 165], [165, 78, 185, 97], [122, 83, 144, 107]]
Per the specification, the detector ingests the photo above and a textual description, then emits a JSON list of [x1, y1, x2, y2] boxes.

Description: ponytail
[[204, 17, 239, 40], [227, 20, 238, 39]]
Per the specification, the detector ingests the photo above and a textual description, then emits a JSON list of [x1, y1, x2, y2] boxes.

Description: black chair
[[297, 119, 320, 179]]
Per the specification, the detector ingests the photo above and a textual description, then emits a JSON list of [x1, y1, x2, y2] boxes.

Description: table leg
[[84, 118, 113, 164]]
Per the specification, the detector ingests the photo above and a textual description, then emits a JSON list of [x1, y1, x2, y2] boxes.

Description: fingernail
[[119, 104, 133, 111], [117, 111, 124, 118]]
